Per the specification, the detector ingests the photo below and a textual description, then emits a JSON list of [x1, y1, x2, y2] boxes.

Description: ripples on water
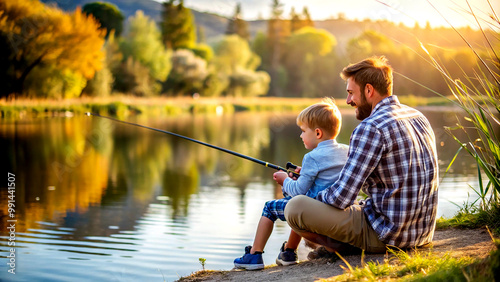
[[1, 183, 293, 281], [0, 110, 485, 281]]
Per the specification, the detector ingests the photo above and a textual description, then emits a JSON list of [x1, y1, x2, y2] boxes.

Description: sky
[[162, 0, 499, 29]]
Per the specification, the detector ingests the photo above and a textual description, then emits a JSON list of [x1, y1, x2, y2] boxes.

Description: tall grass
[[420, 0, 500, 210]]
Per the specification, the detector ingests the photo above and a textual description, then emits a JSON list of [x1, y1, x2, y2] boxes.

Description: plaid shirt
[[317, 96, 439, 248]]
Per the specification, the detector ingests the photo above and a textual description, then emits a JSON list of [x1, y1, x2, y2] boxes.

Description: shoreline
[[0, 95, 452, 120], [175, 227, 498, 281]]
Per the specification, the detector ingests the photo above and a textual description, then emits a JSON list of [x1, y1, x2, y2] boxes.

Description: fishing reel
[[286, 162, 300, 179]]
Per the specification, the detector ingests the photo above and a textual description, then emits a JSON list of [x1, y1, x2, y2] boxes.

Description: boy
[[234, 98, 349, 270]]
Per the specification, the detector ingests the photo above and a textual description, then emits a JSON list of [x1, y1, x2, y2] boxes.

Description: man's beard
[[350, 93, 372, 120]]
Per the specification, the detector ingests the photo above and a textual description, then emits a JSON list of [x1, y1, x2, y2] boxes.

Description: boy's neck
[[314, 137, 336, 148]]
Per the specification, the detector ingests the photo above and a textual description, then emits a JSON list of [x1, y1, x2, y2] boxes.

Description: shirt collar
[[317, 139, 338, 148], [372, 95, 399, 114]]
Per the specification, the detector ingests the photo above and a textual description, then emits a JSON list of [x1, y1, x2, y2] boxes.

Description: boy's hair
[[340, 56, 393, 96], [297, 98, 341, 139]]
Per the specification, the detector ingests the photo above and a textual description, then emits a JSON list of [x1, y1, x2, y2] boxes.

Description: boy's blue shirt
[[282, 139, 349, 198]]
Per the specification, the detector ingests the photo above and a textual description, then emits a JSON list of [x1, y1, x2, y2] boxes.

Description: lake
[[0, 107, 483, 281]]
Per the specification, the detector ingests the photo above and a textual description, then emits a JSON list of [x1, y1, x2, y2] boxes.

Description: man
[[285, 56, 439, 254]]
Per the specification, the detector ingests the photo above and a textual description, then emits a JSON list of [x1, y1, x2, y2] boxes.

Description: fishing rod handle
[[285, 162, 300, 179]]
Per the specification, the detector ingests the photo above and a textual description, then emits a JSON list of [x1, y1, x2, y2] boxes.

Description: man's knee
[[284, 195, 310, 228]]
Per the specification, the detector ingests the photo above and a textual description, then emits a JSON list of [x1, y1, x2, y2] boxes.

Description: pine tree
[[267, 0, 289, 96], [226, 3, 250, 41], [291, 6, 314, 33], [290, 7, 301, 33], [302, 7, 314, 28], [160, 0, 196, 49]]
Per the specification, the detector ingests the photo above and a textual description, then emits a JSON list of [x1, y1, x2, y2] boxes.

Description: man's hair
[[340, 56, 393, 96], [297, 98, 342, 139]]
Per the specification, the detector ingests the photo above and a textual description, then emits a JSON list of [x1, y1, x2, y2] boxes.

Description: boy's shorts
[[262, 196, 292, 222]]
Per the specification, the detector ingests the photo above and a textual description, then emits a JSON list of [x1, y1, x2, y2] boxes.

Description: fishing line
[[87, 112, 299, 177]]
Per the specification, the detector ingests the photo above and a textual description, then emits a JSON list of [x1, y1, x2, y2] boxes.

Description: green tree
[[346, 30, 397, 62], [160, 0, 196, 49], [283, 27, 337, 97], [82, 59, 113, 97], [214, 35, 261, 74], [120, 10, 172, 92], [211, 35, 269, 97], [0, 0, 105, 97], [189, 43, 214, 62], [227, 68, 270, 97], [24, 65, 87, 99], [164, 49, 208, 96], [114, 57, 158, 96], [226, 3, 250, 41], [82, 2, 124, 38]]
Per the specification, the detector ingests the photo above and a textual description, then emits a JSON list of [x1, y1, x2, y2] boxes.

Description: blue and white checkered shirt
[[316, 96, 439, 248]]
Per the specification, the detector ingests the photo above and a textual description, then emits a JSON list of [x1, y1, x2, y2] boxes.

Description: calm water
[[0, 108, 483, 281]]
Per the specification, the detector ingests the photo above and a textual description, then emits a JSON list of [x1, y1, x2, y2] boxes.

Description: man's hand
[[273, 171, 288, 186]]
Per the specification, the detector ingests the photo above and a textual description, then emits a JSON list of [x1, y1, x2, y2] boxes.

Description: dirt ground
[[176, 228, 496, 282]]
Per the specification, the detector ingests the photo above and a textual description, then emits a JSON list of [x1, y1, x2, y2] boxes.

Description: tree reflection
[[0, 110, 481, 238]]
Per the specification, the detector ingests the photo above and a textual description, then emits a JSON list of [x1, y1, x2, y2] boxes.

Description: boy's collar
[[317, 139, 338, 147]]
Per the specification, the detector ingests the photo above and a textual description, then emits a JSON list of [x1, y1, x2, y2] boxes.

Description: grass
[[436, 202, 500, 236], [421, 1, 500, 208], [328, 1, 500, 280], [322, 239, 499, 282]]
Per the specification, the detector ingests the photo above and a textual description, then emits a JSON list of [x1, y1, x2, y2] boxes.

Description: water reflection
[[0, 109, 488, 281]]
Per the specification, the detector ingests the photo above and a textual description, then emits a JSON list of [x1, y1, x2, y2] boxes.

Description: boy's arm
[[281, 154, 318, 197]]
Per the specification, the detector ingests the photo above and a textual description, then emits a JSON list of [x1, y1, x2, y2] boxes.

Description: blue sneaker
[[276, 241, 298, 266], [234, 246, 264, 270]]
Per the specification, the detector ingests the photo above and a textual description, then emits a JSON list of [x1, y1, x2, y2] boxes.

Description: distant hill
[[41, 0, 489, 49], [41, 0, 231, 42]]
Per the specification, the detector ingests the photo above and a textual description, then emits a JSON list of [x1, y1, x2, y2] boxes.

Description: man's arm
[[316, 124, 384, 209]]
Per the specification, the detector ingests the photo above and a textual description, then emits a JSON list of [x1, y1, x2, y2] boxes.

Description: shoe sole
[[234, 263, 264, 270], [276, 258, 298, 266]]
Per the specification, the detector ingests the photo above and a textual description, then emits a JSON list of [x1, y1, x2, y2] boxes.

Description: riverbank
[[176, 227, 498, 281], [0, 95, 451, 120]]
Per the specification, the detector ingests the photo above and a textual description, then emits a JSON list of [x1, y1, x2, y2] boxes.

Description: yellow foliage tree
[[0, 0, 105, 96]]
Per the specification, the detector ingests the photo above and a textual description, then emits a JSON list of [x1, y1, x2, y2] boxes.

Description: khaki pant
[[285, 195, 386, 253]]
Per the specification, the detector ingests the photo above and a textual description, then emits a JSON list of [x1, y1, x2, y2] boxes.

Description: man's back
[[318, 96, 439, 248]]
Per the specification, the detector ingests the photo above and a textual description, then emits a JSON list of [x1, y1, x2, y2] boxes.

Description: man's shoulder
[[365, 102, 423, 127]]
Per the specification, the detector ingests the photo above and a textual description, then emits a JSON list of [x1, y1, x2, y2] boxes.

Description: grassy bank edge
[[176, 207, 500, 282], [0, 95, 451, 120]]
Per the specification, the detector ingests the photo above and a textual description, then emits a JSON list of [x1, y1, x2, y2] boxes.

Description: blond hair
[[297, 98, 341, 139], [340, 56, 393, 96]]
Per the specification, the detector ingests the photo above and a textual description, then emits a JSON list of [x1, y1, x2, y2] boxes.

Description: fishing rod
[[87, 113, 300, 178]]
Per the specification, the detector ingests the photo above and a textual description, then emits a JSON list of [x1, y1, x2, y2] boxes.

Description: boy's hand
[[273, 171, 288, 186], [289, 166, 301, 180]]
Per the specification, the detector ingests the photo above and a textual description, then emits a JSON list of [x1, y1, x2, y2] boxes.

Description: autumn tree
[[0, 0, 105, 97], [226, 3, 250, 41], [82, 2, 125, 38], [160, 0, 196, 49]]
